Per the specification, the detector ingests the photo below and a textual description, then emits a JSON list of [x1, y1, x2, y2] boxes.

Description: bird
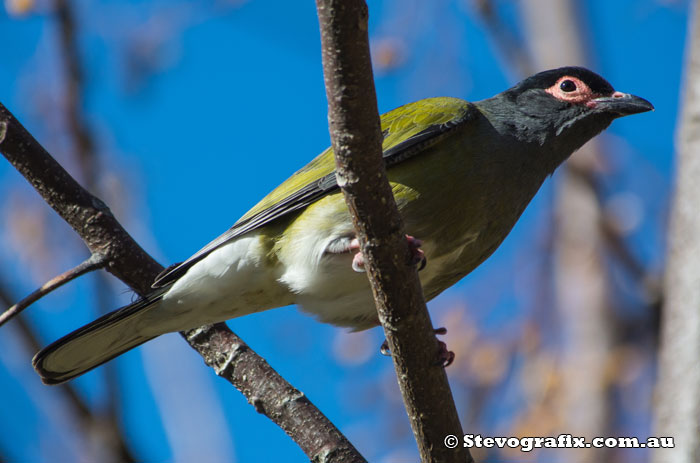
[[33, 66, 653, 384]]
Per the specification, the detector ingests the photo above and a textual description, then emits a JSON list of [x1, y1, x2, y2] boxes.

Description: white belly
[[153, 233, 292, 334]]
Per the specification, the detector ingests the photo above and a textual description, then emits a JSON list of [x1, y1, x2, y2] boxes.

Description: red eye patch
[[545, 75, 607, 107]]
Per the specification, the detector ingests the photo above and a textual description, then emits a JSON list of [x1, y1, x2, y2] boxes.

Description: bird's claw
[[351, 249, 366, 273], [437, 340, 455, 367], [406, 235, 427, 271], [434, 327, 455, 367], [378, 327, 455, 367], [350, 235, 427, 273]]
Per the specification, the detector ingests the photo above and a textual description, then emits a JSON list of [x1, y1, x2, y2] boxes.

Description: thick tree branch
[[0, 104, 365, 462], [0, 104, 160, 295], [183, 325, 365, 462], [653, 1, 700, 461], [315, 1, 471, 462]]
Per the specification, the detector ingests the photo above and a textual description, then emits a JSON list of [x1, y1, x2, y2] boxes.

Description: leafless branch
[[315, 1, 471, 462], [0, 254, 105, 327], [0, 103, 161, 295], [183, 324, 366, 462], [0, 103, 365, 462]]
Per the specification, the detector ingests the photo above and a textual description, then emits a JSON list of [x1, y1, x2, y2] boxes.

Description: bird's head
[[480, 66, 653, 167]]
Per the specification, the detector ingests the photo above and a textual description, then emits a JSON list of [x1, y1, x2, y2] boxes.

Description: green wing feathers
[[238, 97, 471, 223]]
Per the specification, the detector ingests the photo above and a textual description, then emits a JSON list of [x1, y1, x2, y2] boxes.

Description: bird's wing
[[152, 97, 476, 287]]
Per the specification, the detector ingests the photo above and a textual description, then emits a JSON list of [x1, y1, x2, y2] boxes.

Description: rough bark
[[315, 1, 471, 462]]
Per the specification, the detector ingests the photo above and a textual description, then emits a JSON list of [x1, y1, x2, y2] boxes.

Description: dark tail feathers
[[33, 290, 165, 385]]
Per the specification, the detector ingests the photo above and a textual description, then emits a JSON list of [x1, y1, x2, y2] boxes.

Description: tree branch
[[0, 103, 365, 462], [0, 103, 160, 295], [315, 1, 471, 462], [183, 324, 366, 462]]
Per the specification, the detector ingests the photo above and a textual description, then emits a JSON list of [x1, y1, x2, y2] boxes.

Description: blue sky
[[0, 0, 690, 461]]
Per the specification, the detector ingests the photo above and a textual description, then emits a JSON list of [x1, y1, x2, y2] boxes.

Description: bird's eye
[[560, 80, 577, 92]]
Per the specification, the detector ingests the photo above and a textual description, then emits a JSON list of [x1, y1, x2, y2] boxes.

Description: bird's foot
[[406, 235, 427, 270], [350, 235, 426, 273], [350, 241, 365, 272], [379, 327, 455, 367], [434, 327, 455, 367], [436, 341, 455, 367]]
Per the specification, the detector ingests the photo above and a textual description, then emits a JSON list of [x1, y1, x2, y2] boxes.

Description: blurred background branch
[[654, 1, 700, 462], [0, 276, 134, 462], [521, 2, 614, 461]]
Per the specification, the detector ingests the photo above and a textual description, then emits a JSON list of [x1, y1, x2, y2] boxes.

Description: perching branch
[[182, 324, 366, 462], [653, 1, 700, 461], [315, 1, 471, 462], [0, 103, 365, 462], [0, 103, 161, 295], [0, 254, 105, 327]]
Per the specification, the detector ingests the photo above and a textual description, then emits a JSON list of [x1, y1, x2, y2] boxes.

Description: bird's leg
[[379, 327, 455, 367], [349, 235, 426, 273]]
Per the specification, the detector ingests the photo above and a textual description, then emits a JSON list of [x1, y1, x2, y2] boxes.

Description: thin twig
[[0, 254, 105, 327], [315, 1, 471, 461]]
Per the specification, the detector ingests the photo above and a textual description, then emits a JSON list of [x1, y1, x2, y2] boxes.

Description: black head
[[479, 66, 653, 165]]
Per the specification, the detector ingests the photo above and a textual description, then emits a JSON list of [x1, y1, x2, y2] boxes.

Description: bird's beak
[[592, 92, 654, 117]]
